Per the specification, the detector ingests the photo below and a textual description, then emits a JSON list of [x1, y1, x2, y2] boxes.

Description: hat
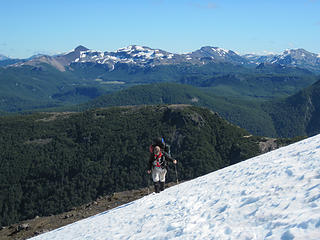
[[154, 146, 161, 154]]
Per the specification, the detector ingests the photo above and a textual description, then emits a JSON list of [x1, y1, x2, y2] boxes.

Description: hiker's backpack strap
[[149, 144, 154, 153]]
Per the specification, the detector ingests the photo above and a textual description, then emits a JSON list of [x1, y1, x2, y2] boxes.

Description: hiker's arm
[[164, 152, 177, 164]]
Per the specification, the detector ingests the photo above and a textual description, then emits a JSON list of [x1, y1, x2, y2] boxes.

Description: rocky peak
[[74, 45, 89, 52]]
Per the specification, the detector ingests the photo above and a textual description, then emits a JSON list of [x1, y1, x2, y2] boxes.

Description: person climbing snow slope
[[147, 146, 177, 193]]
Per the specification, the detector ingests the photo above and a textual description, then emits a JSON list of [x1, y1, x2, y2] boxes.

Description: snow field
[[31, 135, 320, 240]]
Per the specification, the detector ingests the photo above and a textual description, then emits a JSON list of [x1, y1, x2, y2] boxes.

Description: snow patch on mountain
[[0, 54, 9, 61], [211, 47, 229, 56], [242, 48, 320, 71], [31, 134, 320, 240]]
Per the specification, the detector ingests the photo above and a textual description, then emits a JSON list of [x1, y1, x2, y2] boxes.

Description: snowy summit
[[31, 135, 320, 240]]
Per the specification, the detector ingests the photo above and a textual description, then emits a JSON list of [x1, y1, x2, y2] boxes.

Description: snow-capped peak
[[117, 45, 150, 52], [211, 47, 230, 55], [70, 45, 183, 68], [283, 49, 292, 55], [116, 45, 164, 58], [241, 48, 320, 70], [282, 48, 312, 57], [0, 54, 10, 61], [31, 134, 320, 240]]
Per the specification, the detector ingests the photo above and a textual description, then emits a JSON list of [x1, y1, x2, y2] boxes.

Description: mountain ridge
[[2, 45, 320, 72]]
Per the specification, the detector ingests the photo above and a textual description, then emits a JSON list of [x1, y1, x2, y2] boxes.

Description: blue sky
[[1, 0, 319, 58]]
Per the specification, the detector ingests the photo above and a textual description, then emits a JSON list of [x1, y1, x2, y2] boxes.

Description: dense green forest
[[0, 64, 122, 112], [77, 83, 275, 137], [262, 79, 320, 137], [0, 105, 267, 226]]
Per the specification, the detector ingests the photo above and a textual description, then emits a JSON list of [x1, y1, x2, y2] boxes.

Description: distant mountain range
[[1, 45, 320, 72], [1, 45, 320, 138]]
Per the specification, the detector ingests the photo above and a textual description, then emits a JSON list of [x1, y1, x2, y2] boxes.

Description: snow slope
[[31, 135, 320, 240]]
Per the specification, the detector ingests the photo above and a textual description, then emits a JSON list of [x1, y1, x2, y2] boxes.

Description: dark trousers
[[154, 181, 165, 193]]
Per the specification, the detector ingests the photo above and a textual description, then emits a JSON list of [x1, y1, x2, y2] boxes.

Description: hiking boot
[[154, 181, 160, 193], [160, 182, 165, 191]]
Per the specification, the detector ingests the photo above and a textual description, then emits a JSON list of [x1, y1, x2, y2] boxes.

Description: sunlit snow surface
[[31, 135, 320, 240]]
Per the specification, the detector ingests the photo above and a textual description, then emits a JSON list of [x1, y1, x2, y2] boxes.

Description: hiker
[[147, 146, 177, 193]]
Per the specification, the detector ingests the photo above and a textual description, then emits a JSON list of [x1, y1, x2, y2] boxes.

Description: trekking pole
[[174, 164, 179, 184], [147, 174, 150, 195]]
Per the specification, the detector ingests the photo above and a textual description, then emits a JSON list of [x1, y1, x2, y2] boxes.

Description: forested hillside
[[0, 64, 119, 112], [80, 80, 320, 138], [262, 79, 320, 137], [79, 83, 275, 136], [0, 105, 264, 226]]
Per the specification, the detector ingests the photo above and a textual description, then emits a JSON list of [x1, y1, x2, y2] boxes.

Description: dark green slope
[[80, 83, 276, 136], [0, 64, 75, 111], [0, 105, 262, 225], [263, 79, 320, 137], [0, 64, 116, 112]]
